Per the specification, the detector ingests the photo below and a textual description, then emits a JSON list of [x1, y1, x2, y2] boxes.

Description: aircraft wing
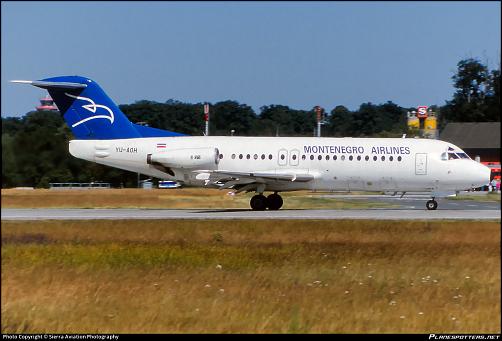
[[194, 170, 314, 183], [193, 169, 313, 193]]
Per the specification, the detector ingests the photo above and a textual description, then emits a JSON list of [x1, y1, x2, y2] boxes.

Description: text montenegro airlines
[[303, 145, 411, 155]]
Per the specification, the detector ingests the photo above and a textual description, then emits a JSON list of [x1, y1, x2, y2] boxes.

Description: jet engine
[[147, 147, 220, 170]]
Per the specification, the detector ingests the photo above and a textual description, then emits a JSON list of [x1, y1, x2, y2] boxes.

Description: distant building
[[36, 95, 58, 111], [439, 122, 500, 163]]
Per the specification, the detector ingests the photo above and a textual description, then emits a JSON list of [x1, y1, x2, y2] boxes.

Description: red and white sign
[[204, 104, 209, 122], [417, 106, 428, 118]]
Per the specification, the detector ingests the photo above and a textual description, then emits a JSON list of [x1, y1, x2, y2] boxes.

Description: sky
[[1, 1, 500, 117]]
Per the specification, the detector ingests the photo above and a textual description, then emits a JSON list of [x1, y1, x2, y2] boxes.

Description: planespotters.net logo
[[429, 335, 500, 340]]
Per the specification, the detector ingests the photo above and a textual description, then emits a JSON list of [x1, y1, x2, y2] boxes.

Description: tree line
[[2, 58, 499, 188]]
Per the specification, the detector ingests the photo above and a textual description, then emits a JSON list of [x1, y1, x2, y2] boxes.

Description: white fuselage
[[69, 136, 490, 193]]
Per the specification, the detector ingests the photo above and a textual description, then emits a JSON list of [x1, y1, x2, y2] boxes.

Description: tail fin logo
[[65, 93, 115, 127]]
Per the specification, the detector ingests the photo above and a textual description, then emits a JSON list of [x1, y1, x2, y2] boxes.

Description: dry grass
[[1, 188, 395, 209], [1, 219, 500, 333]]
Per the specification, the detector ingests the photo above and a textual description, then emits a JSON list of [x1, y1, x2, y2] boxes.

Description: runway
[[2, 208, 500, 220]]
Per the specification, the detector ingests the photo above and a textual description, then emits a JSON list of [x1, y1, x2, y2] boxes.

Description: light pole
[[315, 106, 323, 137], [204, 103, 209, 136]]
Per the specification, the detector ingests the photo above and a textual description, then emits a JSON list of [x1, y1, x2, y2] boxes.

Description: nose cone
[[470, 162, 491, 188]]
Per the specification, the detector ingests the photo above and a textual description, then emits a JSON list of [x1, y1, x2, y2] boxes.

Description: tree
[[257, 105, 315, 136], [328, 105, 354, 136], [442, 58, 500, 123], [210, 101, 257, 136], [484, 69, 501, 121], [452, 58, 488, 104]]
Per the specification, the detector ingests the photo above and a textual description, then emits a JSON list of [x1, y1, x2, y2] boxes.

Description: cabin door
[[415, 153, 428, 175]]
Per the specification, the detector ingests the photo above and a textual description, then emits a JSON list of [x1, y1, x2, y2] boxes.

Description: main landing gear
[[250, 192, 284, 211], [426, 198, 438, 210]]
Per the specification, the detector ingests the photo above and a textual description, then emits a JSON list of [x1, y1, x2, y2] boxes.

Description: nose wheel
[[250, 193, 284, 210], [426, 199, 438, 210]]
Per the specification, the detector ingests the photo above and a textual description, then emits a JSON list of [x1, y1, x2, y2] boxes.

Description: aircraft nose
[[471, 162, 491, 188]]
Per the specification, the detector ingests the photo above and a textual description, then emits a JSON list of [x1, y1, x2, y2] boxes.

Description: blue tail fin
[[12, 76, 185, 140]]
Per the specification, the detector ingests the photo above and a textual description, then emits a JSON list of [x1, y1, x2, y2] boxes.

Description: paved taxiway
[[2, 208, 500, 220], [321, 195, 501, 211]]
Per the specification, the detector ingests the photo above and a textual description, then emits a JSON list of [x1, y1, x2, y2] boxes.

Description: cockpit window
[[448, 153, 459, 160], [456, 153, 470, 159]]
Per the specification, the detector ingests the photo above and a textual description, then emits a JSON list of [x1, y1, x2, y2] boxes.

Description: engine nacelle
[[147, 147, 219, 169]]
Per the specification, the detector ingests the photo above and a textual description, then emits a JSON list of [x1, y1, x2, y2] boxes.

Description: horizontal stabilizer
[[11, 80, 87, 89]]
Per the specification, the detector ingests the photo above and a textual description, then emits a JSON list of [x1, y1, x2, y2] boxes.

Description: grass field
[[447, 192, 501, 202], [1, 188, 397, 209], [1, 219, 500, 333]]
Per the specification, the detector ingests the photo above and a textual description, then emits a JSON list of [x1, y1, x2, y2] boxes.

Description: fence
[[49, 183, 111, 190]]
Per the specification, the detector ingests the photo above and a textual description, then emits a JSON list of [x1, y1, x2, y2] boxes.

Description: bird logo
[[65, 93, 115, 127]]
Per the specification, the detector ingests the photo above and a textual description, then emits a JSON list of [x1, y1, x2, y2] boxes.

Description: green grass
[[447, 193, 501, 202]]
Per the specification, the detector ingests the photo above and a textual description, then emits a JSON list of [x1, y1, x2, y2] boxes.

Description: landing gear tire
[[250, 194, 268, 211], [266, 193, 283, 210], [426, 199, 438, 211]]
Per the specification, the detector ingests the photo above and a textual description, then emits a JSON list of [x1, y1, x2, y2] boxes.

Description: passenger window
[[357, 155, 361, 161], [349, 155, 353, 161], [381, 156, 385, 161], [333, 155, 337, 160], [232, 154, 236, 159], [292, 154, 297, 160], [281, 154, 285, 160], [254, 154, 258, 160], [269, 154, 273, 160], [341, 155, 346, 161], [326, 155, 330, 160], [373, 156, 377, 161], [239, 154, 243, 159], [389, 156, 393, 161], [261, 154, 265, 160], [365, 155, 369, 161], [219, 154, 223, 159], [318, 155, 322, 160], [302, 155, 306, 160], [246, 154, 251, 159], [310, 155, 314, 160], [397, 156, 402, 161]]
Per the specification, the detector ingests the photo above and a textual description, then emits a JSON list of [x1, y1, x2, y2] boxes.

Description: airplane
[[12, 76, 491, 211]]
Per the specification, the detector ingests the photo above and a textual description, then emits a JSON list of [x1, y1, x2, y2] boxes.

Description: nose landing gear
[[250, 192, 284, 210], [426, 198, 438, 210]]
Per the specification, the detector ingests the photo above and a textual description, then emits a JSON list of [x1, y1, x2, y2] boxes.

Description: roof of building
[[440, 122, 500, 149]]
